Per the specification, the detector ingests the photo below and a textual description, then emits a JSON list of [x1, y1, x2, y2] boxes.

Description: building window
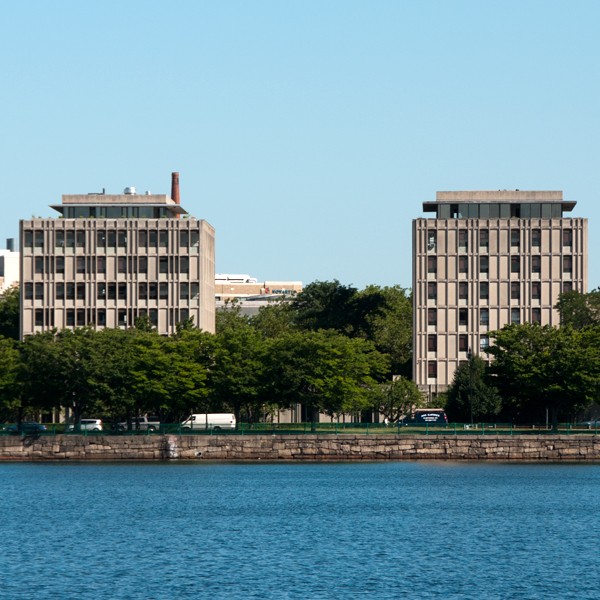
[[459, 334, 468, 352], [56, 283, 64, 301], [97, 257, 106, 274], [459, 282, 468, 300], [532, 282, 541, 300], [34, 283, 44, 300], [427, 361, 437, 379], [480, 282, 489, 300], [138, 283, 148, 300], [532, 229, 541, 248], [191, 283, 199, 299], [427, 231, 436, 252], [480, 336, 489, 352], [56, 231, 65, 248], [190, 231, 199, 248], [563, 281, 573, 294], [34, 231, 44, 249], [149, 309, 158, 326], [427, 282, 437, 301], [159, 257, 169, 274], [511, 256, 520, 274], [180, 283, 189, 300], [180, 231, 189, 247], [532, 255, 541, 274], [458, 229, 468, 251], [35, 309, 44, 327], [98, 309, 106, 327], [76, 283, 85, 300], [511, 308, 520, 324], [563, 255, 572, 274], [76, 231, 85, 248], [76, 309, 86, 327], [138, 231, 148, 247], [66, 309, 75, 327], [510, 230, 520, 248], [459, 308, 468, 326], [159, 231, 168, 248], [180, 256, 189, 274], [118, 283, 127, 300], [66, 283, 75, 300], [563, 229, 573, 247], [428, 308, 437, 326], [510, 282, 520, 300], [480, 308, 489, 326], [97, 230, 106, 248], [428, 334, 437, 352], [139, 256, 148, 274], [149, 283, 158, 300], [118, 257, 127, 274], [479, 229, 489, 249], [117, 231, 127, 248], [149, 231, 158, 248], [159, 282, 168, 300], [97, 283, 106, 299], [34, 257, 44, 274], [76, 257, 86, 274], [55, 257, 65, 275], [427, 256, 437, 275], [458, 256, 468, 274], [532, 308, 541, 323], [118, 309, 127, 327], [107, 283, 116, 300], [479, 256, 489, 275]]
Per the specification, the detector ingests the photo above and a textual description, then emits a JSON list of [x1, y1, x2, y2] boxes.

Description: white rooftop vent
[[124, 186, 136, 195]]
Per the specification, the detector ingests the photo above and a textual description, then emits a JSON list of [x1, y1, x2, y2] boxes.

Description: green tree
[[556, 289, 600, 328], [250, 300, 296, 339], [446, 354, 501, 423], [0, 337, 21, 420], [369, 376, 423, 423], [263, 330, 389, 427], [291, 279, 386, 337], [362, 285, 412, 377], [487, 323, 600, 428], [0, 286, 19, 340]]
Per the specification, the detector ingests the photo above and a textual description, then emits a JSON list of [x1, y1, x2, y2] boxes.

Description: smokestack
[[171, 172, 180, 205]]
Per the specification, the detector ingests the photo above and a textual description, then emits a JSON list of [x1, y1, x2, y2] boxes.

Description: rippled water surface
[[1, 461, 600, 599]]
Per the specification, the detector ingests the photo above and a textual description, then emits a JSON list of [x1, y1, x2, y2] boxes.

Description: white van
[[181, 413, 236, 431]]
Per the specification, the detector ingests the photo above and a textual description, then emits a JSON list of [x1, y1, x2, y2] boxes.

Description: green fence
[[3, 422, 600, 436]]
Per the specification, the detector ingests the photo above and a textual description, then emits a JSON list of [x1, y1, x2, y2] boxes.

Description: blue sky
[[1, 1, 599, 290]]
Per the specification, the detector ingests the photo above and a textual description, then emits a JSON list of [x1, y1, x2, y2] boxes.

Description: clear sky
[[1, 1, 599, 290]]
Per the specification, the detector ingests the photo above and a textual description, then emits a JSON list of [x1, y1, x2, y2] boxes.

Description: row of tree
[[1, 283, 599, 426], [0, 283, 422, 425], [447, 289, 600, 427]]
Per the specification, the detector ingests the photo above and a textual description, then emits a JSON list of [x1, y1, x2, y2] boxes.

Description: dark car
[[5, 422, 48, 435], [405, 409, 449, 426]]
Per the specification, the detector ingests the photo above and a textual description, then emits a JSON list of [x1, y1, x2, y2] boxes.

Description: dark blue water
[[1, 461, 599, 600]]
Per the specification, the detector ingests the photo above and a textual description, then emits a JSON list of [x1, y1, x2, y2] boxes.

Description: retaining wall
[[2, 434, 600, 461]]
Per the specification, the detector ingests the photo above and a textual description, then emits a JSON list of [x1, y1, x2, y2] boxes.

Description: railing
[[3, 422, 600, 436]]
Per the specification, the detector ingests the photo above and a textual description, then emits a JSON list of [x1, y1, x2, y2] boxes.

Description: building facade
[[0, 238, 19, 293], [20, 173, 215, 338], [413, 190, 587, 395]]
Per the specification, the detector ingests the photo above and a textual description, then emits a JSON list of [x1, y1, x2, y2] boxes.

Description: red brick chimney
[[171, 172, 180, 204]]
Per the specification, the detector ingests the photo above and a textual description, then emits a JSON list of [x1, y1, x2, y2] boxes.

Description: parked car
[[5, 422, 48, 435], [66, 419, 103, 432], [118, 416, 160, 432], [578, 419, 600, 430], [180, 413, 237, 431]]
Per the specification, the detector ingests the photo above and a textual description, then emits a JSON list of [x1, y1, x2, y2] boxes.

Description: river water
[[1, 461, 599, 599]]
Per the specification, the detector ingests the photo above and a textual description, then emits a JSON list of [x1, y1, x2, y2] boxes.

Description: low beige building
[[20, 173, 215, 338], [413, 190, 587, 396]]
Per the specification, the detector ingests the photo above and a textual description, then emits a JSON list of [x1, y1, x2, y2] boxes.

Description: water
[[1, 461, 599, 600]]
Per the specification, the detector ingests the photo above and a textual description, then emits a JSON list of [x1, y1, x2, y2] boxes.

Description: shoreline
[[2, 433, 600, 462]]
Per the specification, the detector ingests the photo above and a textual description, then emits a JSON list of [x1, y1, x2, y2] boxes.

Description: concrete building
[[0, 238, 19, 293], [413, 190, 587, 395], [20, 173, 215, 338], [215, 273, 303, 317]]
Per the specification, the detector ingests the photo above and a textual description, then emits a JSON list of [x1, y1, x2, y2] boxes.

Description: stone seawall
[[2, 434, 600, 461]]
